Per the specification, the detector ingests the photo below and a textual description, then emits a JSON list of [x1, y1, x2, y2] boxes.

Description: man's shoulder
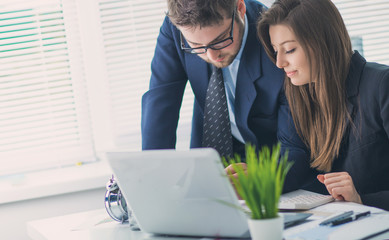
[[160, 15, 176, 32], [245, 0, 267, 18]]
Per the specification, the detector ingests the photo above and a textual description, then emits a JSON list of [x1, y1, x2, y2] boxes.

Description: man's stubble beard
[[205, 18, 245, 69]]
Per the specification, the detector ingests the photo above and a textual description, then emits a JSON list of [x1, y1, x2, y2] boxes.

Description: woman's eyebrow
[[272, 40, 296, 47]]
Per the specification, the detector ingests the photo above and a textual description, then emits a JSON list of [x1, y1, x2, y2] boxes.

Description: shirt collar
[[235, 14, 248, 61]]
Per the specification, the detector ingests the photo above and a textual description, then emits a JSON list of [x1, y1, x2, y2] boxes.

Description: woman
[[257, 0, 389, 210]]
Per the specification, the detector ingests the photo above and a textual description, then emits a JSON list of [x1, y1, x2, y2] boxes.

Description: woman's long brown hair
[[257, 0, 353, 171]]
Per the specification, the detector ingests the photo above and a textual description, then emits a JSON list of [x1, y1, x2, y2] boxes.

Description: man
[[142, 0, 287, 159]]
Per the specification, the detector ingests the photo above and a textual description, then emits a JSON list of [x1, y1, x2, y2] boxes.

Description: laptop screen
[[106, 148, 250, 238]]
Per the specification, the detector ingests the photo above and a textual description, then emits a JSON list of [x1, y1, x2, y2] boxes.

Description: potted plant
[[223, 143, 292, 240]]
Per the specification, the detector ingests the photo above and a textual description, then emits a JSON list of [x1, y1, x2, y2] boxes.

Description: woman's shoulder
[[364, 61, 389, 76], [349, 52, 389, 83], [356, 60, 389, 108], [347, 53, 389, 103], [356, 58, 389, 87]]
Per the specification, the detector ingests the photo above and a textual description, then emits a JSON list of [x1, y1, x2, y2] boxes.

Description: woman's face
[[269, 24, 312, 86]]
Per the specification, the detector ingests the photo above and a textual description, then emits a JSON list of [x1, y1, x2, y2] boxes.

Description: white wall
[[0, 187, 105, 240]]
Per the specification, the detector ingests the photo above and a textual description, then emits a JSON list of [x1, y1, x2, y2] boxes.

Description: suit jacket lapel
[[185, 54, 210, 109], [234, 14, 262, 144]]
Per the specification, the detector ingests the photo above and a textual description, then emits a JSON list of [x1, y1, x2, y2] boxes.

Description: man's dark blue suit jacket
[[142, 0, 283, 149]]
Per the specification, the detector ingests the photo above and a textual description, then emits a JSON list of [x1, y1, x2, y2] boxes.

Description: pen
[[319, 211, 354, 226], [331, 211, 371, 226]]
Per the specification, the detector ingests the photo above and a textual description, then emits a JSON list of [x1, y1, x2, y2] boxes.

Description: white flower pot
[[248, 215, 284, 240]]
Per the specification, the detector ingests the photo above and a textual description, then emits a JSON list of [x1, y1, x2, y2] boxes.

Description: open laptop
[[106, 148, 311, 238]]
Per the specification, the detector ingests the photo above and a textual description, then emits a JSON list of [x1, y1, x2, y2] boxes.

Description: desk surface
[[27, 201, 389, 240]]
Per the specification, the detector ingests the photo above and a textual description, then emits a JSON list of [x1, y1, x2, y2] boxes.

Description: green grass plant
[[223, 143, 293, 219]]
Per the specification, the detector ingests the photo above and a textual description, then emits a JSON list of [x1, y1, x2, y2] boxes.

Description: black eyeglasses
[[180, 11, 235, 54]]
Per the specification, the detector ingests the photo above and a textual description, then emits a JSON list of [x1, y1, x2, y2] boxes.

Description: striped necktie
[[202, 65, 233, 158]]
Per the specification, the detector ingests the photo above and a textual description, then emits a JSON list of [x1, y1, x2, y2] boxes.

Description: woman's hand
[[317, 172, 362, 204]]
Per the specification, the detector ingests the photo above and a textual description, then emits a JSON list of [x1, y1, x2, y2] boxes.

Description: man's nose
[[206, 48, 221, 61]]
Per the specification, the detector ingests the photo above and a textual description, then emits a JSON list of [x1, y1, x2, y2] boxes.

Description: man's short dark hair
[[167, 0, 237, 28]]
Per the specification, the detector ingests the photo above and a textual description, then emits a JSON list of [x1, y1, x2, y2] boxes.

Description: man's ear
[[236, 0, 246, 18]]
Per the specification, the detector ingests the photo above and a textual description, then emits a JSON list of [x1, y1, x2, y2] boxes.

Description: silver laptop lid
[[106, 148, 250, 238]]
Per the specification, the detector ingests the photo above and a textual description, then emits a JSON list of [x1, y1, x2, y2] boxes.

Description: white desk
[[27, 209, 203, 240], [27, 202, 389, 240]]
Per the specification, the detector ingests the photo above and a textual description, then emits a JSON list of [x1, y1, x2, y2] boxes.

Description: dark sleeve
[[277, 91, 326, 194], [361, 67, 389, 211], [361, 192, 389, 211], [141, 17, 188, 150]]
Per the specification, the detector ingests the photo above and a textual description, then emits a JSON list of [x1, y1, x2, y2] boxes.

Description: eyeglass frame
[[180, 10, 235, 54]]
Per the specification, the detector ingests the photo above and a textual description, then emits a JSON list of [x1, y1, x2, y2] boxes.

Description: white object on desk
[[283, 201, 389, 240], [106, 149, 250, 238], [328, 215, 389, 240], [279, 189, 334, 210]]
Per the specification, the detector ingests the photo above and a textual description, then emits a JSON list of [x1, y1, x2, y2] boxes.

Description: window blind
[[263, 0, 389, 65], [0, 0, 95, 175], [333, 0, 389, 65], [96, 0, 194, 150]]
